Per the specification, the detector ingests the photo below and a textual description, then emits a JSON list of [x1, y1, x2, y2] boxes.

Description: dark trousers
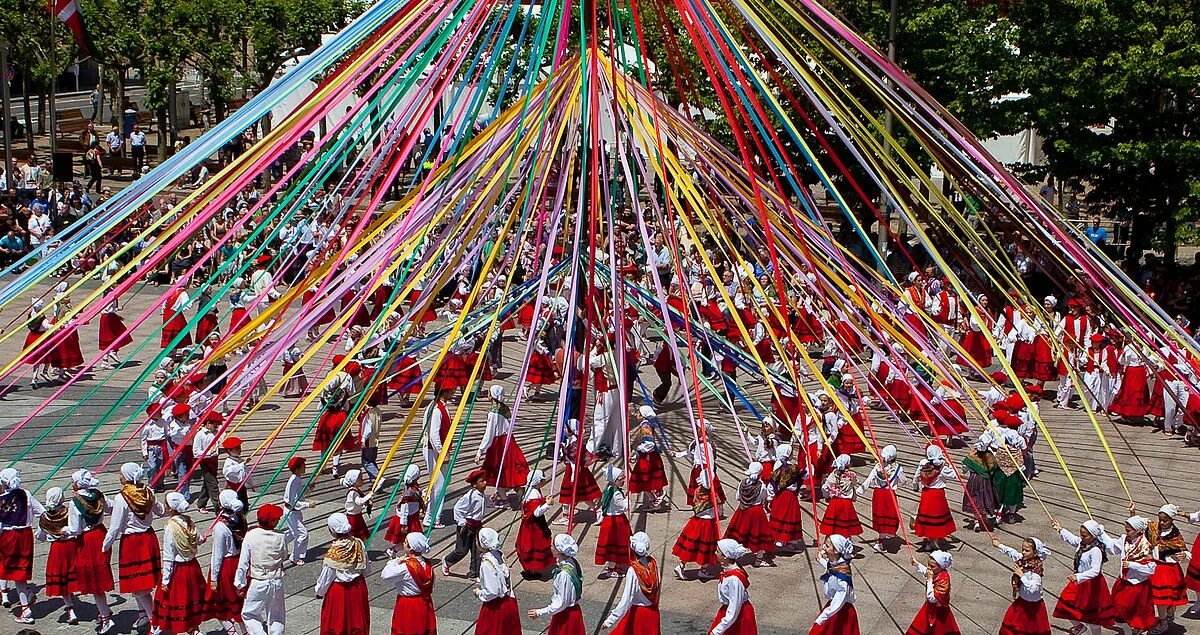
[[196, 457, 219, 509], [132, 145, 146, 169], [444, 523, 481, 576]]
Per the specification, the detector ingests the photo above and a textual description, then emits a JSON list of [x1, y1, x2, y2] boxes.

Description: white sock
[[134, 590, 153, 616], [92, 593, 111, 618], [15, 581, 29, 606]]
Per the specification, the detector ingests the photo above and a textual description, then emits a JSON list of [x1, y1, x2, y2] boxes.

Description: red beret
[[287, 456, 306, 470], [257, 503, 283, 526], [171, 403, 190, 418], [465, 468, 488, 484], [344, 362, 362, 376], [147, 402, 163, 418], [332, 355, 347, 366], [989, 371, 1008, 385], [1090, 334, 1106, 343], [256, 254, 272, 266], [1001, 414, 1023, 429], [221, 436, 243, 450], [205, 411, 223, 424]]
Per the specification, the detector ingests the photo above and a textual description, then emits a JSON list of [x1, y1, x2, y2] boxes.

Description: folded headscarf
[[554, 533, 579, 557], [744, 462, 763, 478], [489, 385, 505, 401], [630, 532, 651, 557], [72, 469, 99, 489], [1082, 520, 1107, 542], [479, 527, 502, 551], [0, 468, 19, 491], [166, 491, 190, 514], [341, 470, 363, 489], [931, 550, 953, 570], [925, 445, 945, 465], [775, 444, 792, 462], [605, 466, 623, 482], [1029, 537, 1051, 561], [328, 512, 352, 535], [403, 464, 421, 485], [526, 469, 546, 489], [406, 532, 431, 555], [639, 405, 656, 419], [717, 538, 750, 561], [829, 534, 854, 560], [832, 454, 851, 471], [120, 462, 144, 484], [218, 489, 243, 512], [881, 445, 897, 463], [38, 487, 68, 538], [1161, 504, 1180, 517], [1126, 515, 1150, 533]]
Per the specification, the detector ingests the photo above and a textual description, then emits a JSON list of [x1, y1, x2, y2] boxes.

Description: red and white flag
[[48, 0, 92, 56]]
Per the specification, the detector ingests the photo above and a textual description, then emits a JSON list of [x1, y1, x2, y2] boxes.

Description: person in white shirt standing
[[152, 492, 207, 634], [103, 462, 165, 630], [281, 456, 312, 565], [316, 513, 370, 635], [603, 532, 661, 633], [191, 413, 221, 511], [710, 539, 757, 635], [809, 534, 858, 634], [0, 468, 44, 625], [529, 533, 586, 633], [442, 469, 490, 580], [474, 527, 521, 635], [382, 532, 437, 635], [26, 207, 50, 252], [235, 504, 287, 635], [129, 125, 147, 170], [209, 491, 247, 635]]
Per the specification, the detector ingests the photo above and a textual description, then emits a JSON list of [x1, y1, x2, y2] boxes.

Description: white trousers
[[1164, 380, 1190, 433], [588, 389, 619, 458], [241, 579, 285, 635], [1082, 371, 1111, 410], [422, 447, 447, 522], [282, 510, 308, 561]]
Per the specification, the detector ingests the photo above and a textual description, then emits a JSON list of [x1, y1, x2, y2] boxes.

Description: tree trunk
[[35, 91, 43, 135], [20, 71, 33, 152], [1163, 207, 1178, 269], [157, 105, 169, 163], [167, 78, 178, 146], [115, 69, 127, 127]]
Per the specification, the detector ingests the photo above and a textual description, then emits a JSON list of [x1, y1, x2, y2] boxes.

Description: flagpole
[[48, 0, 58, 155]]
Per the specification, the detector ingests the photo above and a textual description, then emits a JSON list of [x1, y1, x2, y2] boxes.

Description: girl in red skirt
[[724, 462, 775, 564], [341, 470, 373, 542], [160, 286, 192, 350], [37, 486, 78, 625], [152, 493, 206, 635], [316, 513, 370, 635], [769, 460, 805, 551], [381, 532, 436, 635], [911, 445, 957, 552], [23, 298, 51, 387], [385, 465, 425, 557], [959, 295, 994, 371], [860, 445, 905, 553], [1052, 519, 1115, 634], [69, 470, 116, 633], [905, 551, 960, 635], [1148, 505, 1190, 630], [48, 297, 84, 378], [0, 469, 37, 625], [820, 455, 863, 541], [529, 534, 586, 635], [98, 300, 133, 369], [809, 535, 859, 635], [673, 474, 720, 580], [435, 336, 471, 393], [477, 385, 529, 502], [525, 335, 560, 399], [993, 536, 1052, 635], [517, 470, 554, 578], [390, 354, 423, 407], [104, 462, 164, 629], [557, 419, 600, 524], [207, 490, 246, 634], [603, 532, 661, 634], [1109, 344, 1153, 419], [629, 408, 668, 510], [710, 539, 757, 635], [314, 363, 360, 474], [596, 466, 632, 578], [475, 528, 522, 635], [1108, 515, 1156, 633]]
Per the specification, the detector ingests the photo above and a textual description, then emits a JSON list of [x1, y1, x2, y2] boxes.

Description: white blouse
[[475, 550, 512, 602], [711, 567, 750, 635], [209, 519, 240, 582], [315, 561, 369, 597], [534, 559, 580, 616], [103, 492, 165, 551], [381, 556, 430, 596], [996, 544, 1044, 602], [604, 559, 655, 626], [1059, 528, 1105, 582], [813, 557, 855, 625]]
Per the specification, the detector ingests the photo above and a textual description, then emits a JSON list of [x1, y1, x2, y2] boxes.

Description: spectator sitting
[[0, 230, 26, 266], [1085, 216, 1109, 246]]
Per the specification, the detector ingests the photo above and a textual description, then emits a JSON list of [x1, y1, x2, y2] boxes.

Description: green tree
[[1008, 0, 1200, 266], [0, 0, 76, 147]]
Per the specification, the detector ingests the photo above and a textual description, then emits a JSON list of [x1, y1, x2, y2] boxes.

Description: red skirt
[[391, 594, 437, 635], [1014, 337, 1056, 382], [960, 331, 993, 369], [313, 410, 359, 453], [436, 354, 469, 390], [347, 512, 370, 541], [161, 311, 192, 349], [23, 330, 47, 365], [477, 596, 522, 635], [385, 514, 423, 545], [820, 498, 863, 537], [516, 516, 554, 571], [809, 603, 859, 635], [725, 505, 777, 553], [612, 604, 661, 635], [596, 514, 633, 566], [1149, 379, 1166, 418], [549, 605, 586, 635], [0, 527, 33, 581], [321, 575, 370, 635], [118, 530, 162, 593], [152, 559, 206, 632], [229, 306, 250, 333], [560, 463, 602, 503], [686, 466, 726, 506], [1109, 366, 1152, 418], [1110, 578, 1156, 629], [527, 352, 558, 385], [74, 525, 114, 595], [205, 555, 243, 621], [1151, 560, 1188, 606], [628, 452, 668, 494], [834, 429, 867, 456], [871, 488, 901, 535], [482, 435, 530, 489], [99, 312, 133, 350], [930, 400, 969, 437], [1053, 576, 1114, 627], [52, 328, 85, 368], [1186, 537, 1200, 592], [904, 602, 960, 635], [517, 304, 536, 330], [999, 598, 1050, 635], [769, 488, 805, 544], [672, 516, 720, 565], [45, 538, 77, 596], [710, 601, 757, 635], [913, 489, 956, 539], [195, 312, 219, 343], [391, 358, 423, 394]]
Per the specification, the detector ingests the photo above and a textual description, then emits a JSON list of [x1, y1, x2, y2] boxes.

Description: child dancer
[[152, 492, 207, 635], [516, 470, 554, 578], [859, 445, 905, 553], [1051, 518, 1115, 634], [809, 534, 859, 634], [528, 534, 586, 634], [0, 469, 41, 625], [603, 532, 661, 634], [905, 550, 960, 635], [475, 528, 522, 635], [69, 470, 115, 633], [1109, 515, 1156, 635], [820, 455, 863, 544], [281, 456, 312, 565], [710, 539, 757, 635], [385, 465, 425, 558], [381, 532, 436, 635], [993, 536, 1052, 635], [596, 466, 632, 579], [673, 472, 720, 580], [911, 445, 957, 552], [316, 513, 370, 635], [208, 491, 247, 635], [36, 487, 77, 625], [104, 462, 164, 630], [725, 462, 775, 566], [628, 407, 668, 510]]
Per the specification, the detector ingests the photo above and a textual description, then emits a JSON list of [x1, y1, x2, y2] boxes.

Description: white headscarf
[[639, 405, 656, 419], [489, 385, 505, 401], [829, 534, 854, 560], [120, 462, 144, 484], [341, 469, 362, 489], [717, 538, 750, 561], [744, 462, 763, 478], [406, 532, 431, 555], [604, 466, 623, 482], [327, 513, 352, 535], [218, 489, 243, 512], [925, 445, 945, 465], [479, 527, 502, 550], [1082, 520, 1107, 542], [223, 462, 247, 484], [554, 533, 579, 557], [72, 469, 99, 489], [1160, 504, 1180, 517], [832, 454, 851, 471], [775, 444, 792, 462], [630, 532, 651, 557], [931, 550, 953, 570], [526, 469, 546, 489], [1028, 537, 1051, 561], [0, 468, 20, 491], [45, 487, 63, 508], [1126, 515, 1149, 533], [403, 464, 421, 485], [166, 492, 190, 514], [881, 445, 897, 463]]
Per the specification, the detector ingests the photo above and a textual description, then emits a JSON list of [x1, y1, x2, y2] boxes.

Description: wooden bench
[[136, 110, 153, 126], [55, 109, 89, 138], [227, 97, 249, 112], [58, 138, 86, 153], [105, 155, 139, 176]]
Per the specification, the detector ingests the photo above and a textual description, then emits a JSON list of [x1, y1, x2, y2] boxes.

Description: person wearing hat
[[282, 456, 313, 566], [529, 534, 586, 633], [1107, 514, 1157, 633], [603, 532, 661, 634], [629, 407, 668, 510], [103, 462, 165, 629], [192, 412, 222, 511], [858, 445, 904, 553], [809, 534, 858, 634], [724, 461, 774, 567], [906, 550, 960, 635], [209, 490, 247, 634], [68, 470, 115, 633], [710, 539, 756, 635], [381, 532, 436, 635], [36, 486, 78, 625], [160, 283, 193, 350], [596, 465, 632, 578], [819, 455, 863, 548], [474, 527, 521, 635], [0, 469, 42, 625], [316, 513, 370, 635], [476, 385, 530, 504], [140, 405, 171, 494], [421, 386, 452, 526], [152, 492, 206, 634], [1141, 504, 1189, 630], [223, 439, 252, 511], [443, 468, 491, 580], [340, 469, 374, 542], [673, 469, 721, 580], [911, 445, 957, 552], [385, 465, 426, 558], [166, 403, 195, 501], [516, 470, 554, 578], [993, 535, 1053, 635], [313, 362, 360, 476], [235, 503, 288, 635], [1082, 333, 1118, 412], [1051, 518, 1116, 634], [248, 253, 281, 313], [23, 298, 51, 388]]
